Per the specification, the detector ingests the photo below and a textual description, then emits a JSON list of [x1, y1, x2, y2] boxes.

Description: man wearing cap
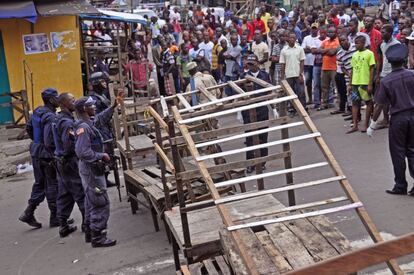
[[88, 72, 117, 189], [19, 88, 60, 228], [74, 96, 119, 247], [53, 93, 85, 238], [185, 61, 220, 106], [367, 43, 414, 196], [242, 54, 271, 173]]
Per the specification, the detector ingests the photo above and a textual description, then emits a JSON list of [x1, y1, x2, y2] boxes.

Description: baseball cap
[[74, 96, 96, 110], [41, 88, 58, 100], [386, 43, 408, 62], [246, 54, 259, 64]]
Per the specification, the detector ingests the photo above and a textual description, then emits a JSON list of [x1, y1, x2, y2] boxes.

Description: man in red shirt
[[253, 14, 266, 36], [328, 8, 340, 27], [241, 15, 254, 42], [361, 16, 382, 63]]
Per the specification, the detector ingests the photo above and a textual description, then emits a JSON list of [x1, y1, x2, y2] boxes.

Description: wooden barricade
[[167, 77, 403, 274]]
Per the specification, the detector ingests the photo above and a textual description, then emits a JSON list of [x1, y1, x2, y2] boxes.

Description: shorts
[[351, 85, 372, 103]]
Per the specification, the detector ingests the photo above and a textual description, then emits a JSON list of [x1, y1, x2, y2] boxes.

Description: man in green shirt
[[347, 35, 376, 133]]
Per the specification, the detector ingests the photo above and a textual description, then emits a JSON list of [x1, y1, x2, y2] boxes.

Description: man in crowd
[[251, 30, 269, 71], [302, 23, 320, 105]]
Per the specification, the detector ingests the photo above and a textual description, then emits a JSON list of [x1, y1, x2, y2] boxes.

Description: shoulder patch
[[76, 128, 85, 135]]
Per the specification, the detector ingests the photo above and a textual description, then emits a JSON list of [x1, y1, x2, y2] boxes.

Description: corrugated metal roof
[[35, 0, 99, 16], [0, 1, 37, 23]]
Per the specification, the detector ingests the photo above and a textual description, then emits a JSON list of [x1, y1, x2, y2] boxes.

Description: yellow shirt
[[261, 13, 271, 33]]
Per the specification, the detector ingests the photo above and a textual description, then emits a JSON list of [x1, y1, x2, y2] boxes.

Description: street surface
[[1, 109, 414, 275]]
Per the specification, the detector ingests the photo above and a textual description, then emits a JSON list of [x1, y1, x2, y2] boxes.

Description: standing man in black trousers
[[367, 43, 414, 196], [242, 54, 271, 174]]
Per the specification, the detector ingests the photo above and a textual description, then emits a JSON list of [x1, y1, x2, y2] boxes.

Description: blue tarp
[[80, 9, 147, 25], [0, 1, 37, 23]]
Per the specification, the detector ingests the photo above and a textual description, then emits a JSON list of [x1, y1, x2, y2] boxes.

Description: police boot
[[82, 224, 91, 243], [18, 204, 42, 228], [59, 221, 77, 238], [49, 212, 60, 228], [105, 174, 116, 188], [91, 230, 117, 248]]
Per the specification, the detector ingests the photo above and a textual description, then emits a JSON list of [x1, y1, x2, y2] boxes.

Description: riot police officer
[[53, 93, 85, 238], [19, 88, 60, 228], [88, 72, 117, 188], [74, 96, 117, 247], [368, 43, 414, 196]]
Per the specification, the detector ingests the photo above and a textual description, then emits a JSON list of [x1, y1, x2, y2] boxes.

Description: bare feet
[[346, 127, 359, 134], [360, 127, 367, 133]]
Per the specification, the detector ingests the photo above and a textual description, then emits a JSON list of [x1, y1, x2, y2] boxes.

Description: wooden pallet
[[169, 77, 403, 274], [178, 255, 232, 275]]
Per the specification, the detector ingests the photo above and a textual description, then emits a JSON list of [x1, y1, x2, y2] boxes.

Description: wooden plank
[[160, 96, 169, 117], [197, 133, 321, 161], [214, 256, 231, 275], [133, 169, 165, 192], [256, 231, 293, 273], [287, 232, 414, 275], [188, 262, 202, 275], [280, 80, 403, 274], [150, 78, 248, 103], [265, 222, 315, 269], [178, 95, 296, 124], [215, 176, 346, 205], [227, 202, 364, 231], [236, 228, 280, 275], [148, 106, 168, 131], [228, 80, 246, 94], [284, 218, 340, 261], [307, 215, 352, 255], [177, 93, 193, 110], [181, 265, 191, 275], [198, 86, 223, 108], [233, 197, 349, 222], [195, 122, 304, 148], [154, 143, 176, 174], [175, 151, 290, 181], [203, 259, 219, 275], [170, 117, 289, 146], [219, 229, 248, 275], [144, 166, 163, 178], [215, 162, 328, 188]]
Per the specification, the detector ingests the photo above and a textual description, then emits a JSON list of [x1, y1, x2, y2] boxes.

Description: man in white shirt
[[280, 32, 306, 108], [251, 30, 269, 71], [301, 23, 320, 104], [338, 8, 351, 26], [169, 7, 181, 21], [199, 31, 214, 65]]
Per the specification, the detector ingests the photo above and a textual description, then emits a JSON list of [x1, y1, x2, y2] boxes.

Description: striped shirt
[[211, 43, 222, 70], [336, 45, 356, 85]]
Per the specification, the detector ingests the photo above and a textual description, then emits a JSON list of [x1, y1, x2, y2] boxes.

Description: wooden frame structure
[[167, 77, 403, 274]]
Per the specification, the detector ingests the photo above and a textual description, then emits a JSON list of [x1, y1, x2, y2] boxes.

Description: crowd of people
[[117, 1, 413, 134]]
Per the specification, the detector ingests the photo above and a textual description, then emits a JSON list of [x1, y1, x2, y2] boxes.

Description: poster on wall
[[22, 33, 51, 55], [50, 31, 77, 51]]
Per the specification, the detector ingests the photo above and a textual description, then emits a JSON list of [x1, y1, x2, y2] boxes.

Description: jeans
[[173, 32, 180, 44], [321, 70, 336, 106], [304, 65, 313, 102], [286, 77, 306, 108], [312, 66, 322, 106]]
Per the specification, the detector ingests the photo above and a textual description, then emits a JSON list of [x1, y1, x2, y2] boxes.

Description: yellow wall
[[0, 15, 83, 110]]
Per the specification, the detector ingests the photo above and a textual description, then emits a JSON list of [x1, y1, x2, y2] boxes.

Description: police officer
[[19, 88, 60, 228], [368, 43, 414, 196], [88, 72, 117, 188], [74, 96, 117, 247], [242, 54, 272, 174], [53, 93, 85, 238]]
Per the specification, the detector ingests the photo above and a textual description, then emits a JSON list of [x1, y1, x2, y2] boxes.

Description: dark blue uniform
[[242, 70, 270, 161], [374, 44, 414, 194], [75, 117, 109, 233], [89, 91, 113, 141], [54, 110, 85, 226], [26, 105, 58, 215]]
